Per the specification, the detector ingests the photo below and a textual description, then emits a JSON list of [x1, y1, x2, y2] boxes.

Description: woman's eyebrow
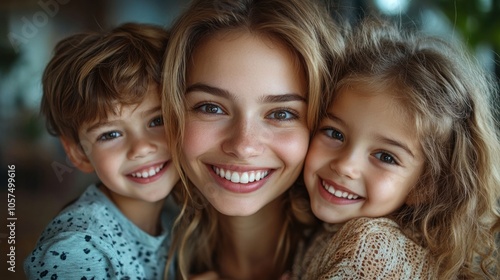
[[186, 83, 233, 99], [186, 82, 306, 103], [260, 93, 306, 103]]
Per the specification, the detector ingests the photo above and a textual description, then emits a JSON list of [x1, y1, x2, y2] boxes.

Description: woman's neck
[[216, 195, 288, 280]]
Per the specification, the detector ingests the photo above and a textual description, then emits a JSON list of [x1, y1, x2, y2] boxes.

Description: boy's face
[[304, 86, 424, 224], [72, 86, 178, 206]]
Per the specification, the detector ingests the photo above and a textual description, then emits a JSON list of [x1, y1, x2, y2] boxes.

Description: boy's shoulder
[[42, 184, 120, 235], [24, 184, 171, 280]]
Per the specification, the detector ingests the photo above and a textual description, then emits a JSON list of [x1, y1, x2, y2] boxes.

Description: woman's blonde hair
[[162, 0, 344, 278], [335, 18, 500, 279]]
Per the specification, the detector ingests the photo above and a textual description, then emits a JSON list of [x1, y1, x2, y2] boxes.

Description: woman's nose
[[221, 118, 265, 159]]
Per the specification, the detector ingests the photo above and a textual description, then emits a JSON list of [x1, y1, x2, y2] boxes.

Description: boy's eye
[[97, 131, 122, 141], [149, 116, 164, 127], [373, 152, 398, 165], [195, 103, 224, 114], [322, 127, 344, 141], [266, 110, 297, 120]]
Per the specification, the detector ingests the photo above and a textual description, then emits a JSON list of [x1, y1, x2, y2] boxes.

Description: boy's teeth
[[322, 181, 359, 200], [131, 164, 164, 178], [213, 167, 269, 184]]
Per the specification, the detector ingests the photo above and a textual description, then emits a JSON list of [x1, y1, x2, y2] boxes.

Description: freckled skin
[[182, 31, 309, 216]]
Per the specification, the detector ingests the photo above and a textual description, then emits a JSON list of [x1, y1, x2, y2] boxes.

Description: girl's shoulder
[[335, 217, 419, 253], [332, 217, 435, 278]]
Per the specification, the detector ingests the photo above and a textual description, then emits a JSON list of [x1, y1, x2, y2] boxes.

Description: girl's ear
[[60, 137, 94, 173]]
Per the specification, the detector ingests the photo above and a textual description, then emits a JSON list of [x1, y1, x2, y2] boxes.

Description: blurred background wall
[[0, 0, 498, 279]]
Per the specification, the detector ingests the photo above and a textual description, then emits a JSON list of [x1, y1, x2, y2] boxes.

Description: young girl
[[293, 18, 500, 279], [161, 0, 344, 279]]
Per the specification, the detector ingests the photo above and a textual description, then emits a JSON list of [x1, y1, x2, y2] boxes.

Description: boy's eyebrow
[[142, 105, 162, 116], [86, 120, 118, 134], [186, 82, 306, 103], [85, 106, 162, 134]]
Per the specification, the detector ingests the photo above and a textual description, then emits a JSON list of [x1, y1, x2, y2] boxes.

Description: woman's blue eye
[[322, 128, 344, 141], [267, 110, 296, 120], [374, 152, 397, 165], [149, 116, 164, 127], [97, 131, 122, 141], [196, 103, 224, 114]]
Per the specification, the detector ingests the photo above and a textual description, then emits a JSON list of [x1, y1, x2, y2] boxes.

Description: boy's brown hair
[[41, 22, 169, 144]]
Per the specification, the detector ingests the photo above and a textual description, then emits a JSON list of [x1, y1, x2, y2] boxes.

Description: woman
[[162, 0, 344, 278]]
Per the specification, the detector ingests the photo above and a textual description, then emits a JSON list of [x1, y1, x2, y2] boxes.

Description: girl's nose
[[329, 146, 361, 180]]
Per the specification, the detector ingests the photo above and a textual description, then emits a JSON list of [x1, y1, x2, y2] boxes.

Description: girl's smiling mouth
[[321, 179, 361, 200]]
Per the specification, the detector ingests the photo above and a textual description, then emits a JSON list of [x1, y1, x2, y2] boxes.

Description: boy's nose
[[127, 137, 157, 159]]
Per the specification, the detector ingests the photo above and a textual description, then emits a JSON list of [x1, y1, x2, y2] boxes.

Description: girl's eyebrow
[[186, 82, 306, 103], [376, 136, 415, 158], [326, 112, 347, 127], [326, 112, 415, 158]]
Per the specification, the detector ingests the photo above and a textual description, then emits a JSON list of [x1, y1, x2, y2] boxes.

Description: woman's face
[[182, 31, 309, 216]]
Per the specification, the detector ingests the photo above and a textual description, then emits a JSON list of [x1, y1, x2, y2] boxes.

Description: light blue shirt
[[24, 184, 178, 280]]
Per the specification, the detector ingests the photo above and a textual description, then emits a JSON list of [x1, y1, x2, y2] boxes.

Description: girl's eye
[[149, 116, 164, 127], [266, 110, 297, 120], [322, 127, 344, 141], [97, 131, 122, 141], [195, 103, 225, 114], [374, 152, 398, 165]]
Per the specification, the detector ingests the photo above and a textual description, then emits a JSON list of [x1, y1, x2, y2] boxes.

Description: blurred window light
[[375, 0, 410, 15], [479, 0, 492, 12]]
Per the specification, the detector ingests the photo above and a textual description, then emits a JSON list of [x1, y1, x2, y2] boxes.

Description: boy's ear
[[60, 137, 94, 173]]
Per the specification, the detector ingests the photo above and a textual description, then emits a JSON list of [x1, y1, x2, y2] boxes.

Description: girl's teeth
[[322, 181, 359, 200], [131, 164, 164, 178], [213, 167, 269, 184]]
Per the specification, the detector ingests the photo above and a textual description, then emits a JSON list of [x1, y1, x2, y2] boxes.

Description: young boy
[[24, 23, 179, 280]]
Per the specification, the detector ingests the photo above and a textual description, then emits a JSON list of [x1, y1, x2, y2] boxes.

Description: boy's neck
[[99, 184, 165, 236], [216, 195, 287, 280]]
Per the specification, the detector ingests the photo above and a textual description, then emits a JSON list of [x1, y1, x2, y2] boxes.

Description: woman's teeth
[[131, 163, 164, 178], [322, 180, 359, 200], [213, 167, 269, 184]]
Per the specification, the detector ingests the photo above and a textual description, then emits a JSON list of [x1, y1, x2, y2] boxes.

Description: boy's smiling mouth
[[130, 162, 166, 179]]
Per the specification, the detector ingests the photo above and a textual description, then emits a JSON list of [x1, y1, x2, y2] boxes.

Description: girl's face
[[305, 85, 425, 224], [182, 31, 309, 216]]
